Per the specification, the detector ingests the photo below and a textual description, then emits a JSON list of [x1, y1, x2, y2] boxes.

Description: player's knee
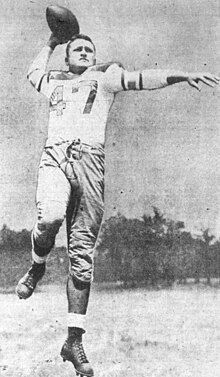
[[37, 203, 66, 231], [69, 270, 93, 284], [69, 260, 93, 283], [68, 273, 91, 288]]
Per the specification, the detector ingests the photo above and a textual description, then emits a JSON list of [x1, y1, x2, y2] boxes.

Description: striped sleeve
[[121, 70, 144, 91], [104, 64, 170, 92], [27, 46, 56, 98], [103, 63, 126, 93], [28, 70, 56, 98], [103, 64, 145, 93]]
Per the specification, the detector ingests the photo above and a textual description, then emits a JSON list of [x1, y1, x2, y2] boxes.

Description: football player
[[16, 33, 219, 376]]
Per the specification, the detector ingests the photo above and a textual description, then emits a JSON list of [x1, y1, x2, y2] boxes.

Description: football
[[46, 5, 80, 43]]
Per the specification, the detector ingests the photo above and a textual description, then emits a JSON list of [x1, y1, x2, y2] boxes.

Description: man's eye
[[73, 47, 82, 52], [85, 48, 93, 53]]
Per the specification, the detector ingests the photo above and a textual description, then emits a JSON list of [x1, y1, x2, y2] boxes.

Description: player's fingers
[[188, 79, 201, 91], [199, 77, 215, 87], [212, 76, 220, 82], [203, 74, 220, 84]]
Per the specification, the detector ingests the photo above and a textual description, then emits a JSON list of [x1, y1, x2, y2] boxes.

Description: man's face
[[66, 39, 96, 74]]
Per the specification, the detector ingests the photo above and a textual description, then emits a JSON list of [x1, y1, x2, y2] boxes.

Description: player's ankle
[[68, 326, 85, 340], [31, 261, 46, 271], [32, 260, 45, 267]]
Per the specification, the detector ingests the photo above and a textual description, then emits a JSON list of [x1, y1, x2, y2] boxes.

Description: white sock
[[32, 249, 48, 264], [67, 313, 86, 330]]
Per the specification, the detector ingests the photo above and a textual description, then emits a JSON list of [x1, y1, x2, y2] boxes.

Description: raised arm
[[27, 34, 61, 91]]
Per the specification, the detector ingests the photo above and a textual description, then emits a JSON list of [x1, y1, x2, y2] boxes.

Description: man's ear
[[65, 57, 68, 66]]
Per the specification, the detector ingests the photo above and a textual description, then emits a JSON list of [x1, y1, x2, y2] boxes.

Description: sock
[[32, 261, 45, 269], [68, 326, 85, 339], [67, 312, 86, 328], [32, 249, 48, 264]]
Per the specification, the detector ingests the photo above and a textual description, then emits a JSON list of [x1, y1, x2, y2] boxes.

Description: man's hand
[[47, 33, 65, 50], [187, 72, 220, 91]]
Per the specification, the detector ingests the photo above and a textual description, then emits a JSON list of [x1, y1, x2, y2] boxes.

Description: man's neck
[[68, 66, 89, 75]]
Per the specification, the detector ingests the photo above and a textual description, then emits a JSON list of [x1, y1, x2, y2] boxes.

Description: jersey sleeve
[[27, 46, 58, 99], [35, 72, 61, 98], [102, 63, 169, 93], [102, 63, 126, 93]]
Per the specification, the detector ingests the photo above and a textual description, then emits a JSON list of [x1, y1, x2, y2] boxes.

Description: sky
[[0, 0, 219, 245]]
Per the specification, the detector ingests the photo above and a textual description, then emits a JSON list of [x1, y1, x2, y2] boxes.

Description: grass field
[[0, 284, 219, 377]]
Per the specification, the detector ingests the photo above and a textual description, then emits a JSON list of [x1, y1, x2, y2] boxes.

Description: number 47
[[50, 80, 98, 116]]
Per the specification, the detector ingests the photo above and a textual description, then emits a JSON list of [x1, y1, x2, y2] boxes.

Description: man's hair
[[66, 34, 96, 59]]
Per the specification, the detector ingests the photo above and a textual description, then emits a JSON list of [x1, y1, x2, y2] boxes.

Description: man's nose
[[80, 48, 87, 55]]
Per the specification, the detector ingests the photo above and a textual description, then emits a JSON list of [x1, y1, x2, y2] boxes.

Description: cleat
[[16, 262, 46, 299], [60, 337, 94, 376]]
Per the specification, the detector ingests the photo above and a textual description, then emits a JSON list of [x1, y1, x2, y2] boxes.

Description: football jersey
[[28, 46, 168, 146], [28, 48, 126, 146]]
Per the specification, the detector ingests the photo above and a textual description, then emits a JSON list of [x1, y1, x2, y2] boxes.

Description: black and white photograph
[[0, 1, 219, 376]]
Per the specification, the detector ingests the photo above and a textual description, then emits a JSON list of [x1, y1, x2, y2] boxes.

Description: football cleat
[[61, 337, 94, 376], [15, 262, 46, 299]]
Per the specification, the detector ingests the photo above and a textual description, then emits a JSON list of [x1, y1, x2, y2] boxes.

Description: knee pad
[[37, 202, 66, 230], [69, 266, 93, 284], [33, 202, 66, 250]]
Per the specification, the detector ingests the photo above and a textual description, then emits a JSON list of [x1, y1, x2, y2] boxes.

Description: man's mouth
[[80, 58, 89, 62]]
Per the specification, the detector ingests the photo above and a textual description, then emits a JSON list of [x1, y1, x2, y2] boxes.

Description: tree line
[[95, 208, 220, 286], [0, 208, 219, 287]]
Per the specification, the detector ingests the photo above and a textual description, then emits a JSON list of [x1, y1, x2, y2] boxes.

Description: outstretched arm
[[27, 34, 63, 90], [122, 69, 220, 91], [104, 65, 219, 93]]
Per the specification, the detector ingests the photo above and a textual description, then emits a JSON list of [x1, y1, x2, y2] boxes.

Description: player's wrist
[[167, 72, 189, 85], [46, 40, 58, 50], [47, 34, 61, 50]]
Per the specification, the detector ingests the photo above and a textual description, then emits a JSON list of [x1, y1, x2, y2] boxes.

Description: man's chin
[[69, 64, 92, 74]]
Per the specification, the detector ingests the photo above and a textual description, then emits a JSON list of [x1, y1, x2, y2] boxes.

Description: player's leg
[[61, 276, 92, 376], [16, 154, 71, 299], [61, 148, 104, 376]]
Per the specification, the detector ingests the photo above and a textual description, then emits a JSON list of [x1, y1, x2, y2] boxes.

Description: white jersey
[[39, 64, 126, 146], [28, 46, 168, 146]]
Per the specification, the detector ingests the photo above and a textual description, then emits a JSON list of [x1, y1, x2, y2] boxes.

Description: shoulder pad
[[48, 70, 73, 81], [89, 62, 124, 73]]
